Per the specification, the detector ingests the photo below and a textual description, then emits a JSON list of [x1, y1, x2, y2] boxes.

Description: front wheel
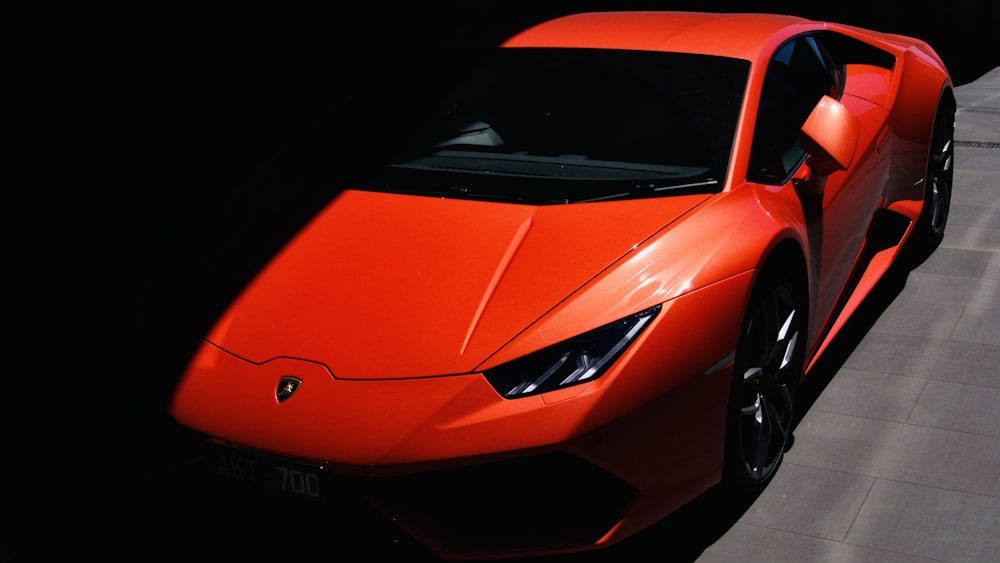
[[723, 271, 803, 495]]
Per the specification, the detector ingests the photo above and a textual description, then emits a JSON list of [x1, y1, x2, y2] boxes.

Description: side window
[[748, 36, 838, 184]]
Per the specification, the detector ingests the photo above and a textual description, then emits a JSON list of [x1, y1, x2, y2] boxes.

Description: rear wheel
[[914, 99, 955, 250], [724, 270, 803, 494]]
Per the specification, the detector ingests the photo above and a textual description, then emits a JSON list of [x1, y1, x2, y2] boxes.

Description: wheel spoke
[[745, 399, 769, 475], [741, 392, 762, 419], [751, 396, 772, 473], [780, 331, 798, 370], [775, 310, 797, 370], [762, 391, 789, 448], [758, 299, 796, 371]]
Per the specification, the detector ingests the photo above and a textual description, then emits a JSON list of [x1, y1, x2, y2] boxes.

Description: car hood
[[206, 189, 710, 379]]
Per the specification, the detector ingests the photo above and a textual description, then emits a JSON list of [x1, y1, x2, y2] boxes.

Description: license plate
[[215, 449, 323, 500]]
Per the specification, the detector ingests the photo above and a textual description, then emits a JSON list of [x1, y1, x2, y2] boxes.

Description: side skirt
[[804, 200, 920, 374]]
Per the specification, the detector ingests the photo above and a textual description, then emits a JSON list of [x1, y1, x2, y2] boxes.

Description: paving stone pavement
[[697, 66, 1000, 563]]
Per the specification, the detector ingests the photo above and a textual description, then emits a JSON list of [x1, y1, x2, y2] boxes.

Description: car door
[[748, 34, 892, 347]]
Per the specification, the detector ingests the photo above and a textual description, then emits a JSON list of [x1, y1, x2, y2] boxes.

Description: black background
[[7, 2, 998, 561]]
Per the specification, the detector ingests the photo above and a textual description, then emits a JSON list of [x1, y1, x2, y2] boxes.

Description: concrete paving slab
[[901, 271, 1000, 310], [845, 479, 1000, 562], [909, 379, 1000, 436], [787, 411, 1000, 496], [946, 201, 1000, 229], [843, 332, 1000, 387], [810, 368, 927, 422], [737, 463, 874, 541], [986, 253, 1000, 280], [870, 299, 965, 339], [954, 66, 1000, 146], [915, 247, 994, 278], [700, 523, 943, 563], [951, 306, 1000, 345]]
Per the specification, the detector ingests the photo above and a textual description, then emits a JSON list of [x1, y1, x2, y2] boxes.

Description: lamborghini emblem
[[276, 376, 302, 403]]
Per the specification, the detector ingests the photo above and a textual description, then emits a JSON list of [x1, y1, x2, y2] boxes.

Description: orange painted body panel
[[173, 272, 751, 470], [206, 189, 711, 379], [503, 11, 814, 62], [801, 92, 893, 355], [169, 10, 952, 560]]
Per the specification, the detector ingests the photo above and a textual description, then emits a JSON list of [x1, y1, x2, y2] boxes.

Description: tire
[[723, 269, 804, 495], [912, 99, 955, 252]]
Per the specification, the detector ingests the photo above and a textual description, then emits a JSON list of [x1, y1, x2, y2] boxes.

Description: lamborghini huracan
[[170, 11, 954, 559]]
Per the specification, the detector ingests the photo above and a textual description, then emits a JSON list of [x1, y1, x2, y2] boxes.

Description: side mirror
[[800, 95, 859, 177]]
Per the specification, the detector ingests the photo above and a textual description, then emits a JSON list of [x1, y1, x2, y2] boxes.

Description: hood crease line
[[461, 216, 535, 355]]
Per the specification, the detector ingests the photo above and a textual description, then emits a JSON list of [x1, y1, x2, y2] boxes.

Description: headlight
[[484, 305, 661, 399]]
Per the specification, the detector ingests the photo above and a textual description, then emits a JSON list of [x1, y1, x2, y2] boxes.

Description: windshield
[[371, 48, 749, 203]]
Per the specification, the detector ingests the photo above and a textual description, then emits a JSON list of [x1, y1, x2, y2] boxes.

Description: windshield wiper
[[631, 177, 719, 194]]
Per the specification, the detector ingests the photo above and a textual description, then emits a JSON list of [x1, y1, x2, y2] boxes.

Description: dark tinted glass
[[748, 36, 838, 184], [379, 48, 749, 203]]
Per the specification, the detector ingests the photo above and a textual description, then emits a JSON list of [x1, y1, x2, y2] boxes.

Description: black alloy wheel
[[725, 272, 803, 493], [919, 100, 956, 245]]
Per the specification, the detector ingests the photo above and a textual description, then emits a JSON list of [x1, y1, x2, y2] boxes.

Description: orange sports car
[[170, 11, 954, 559]]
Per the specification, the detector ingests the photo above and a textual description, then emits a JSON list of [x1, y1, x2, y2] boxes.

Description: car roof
[[502, 11, 823, 61]]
